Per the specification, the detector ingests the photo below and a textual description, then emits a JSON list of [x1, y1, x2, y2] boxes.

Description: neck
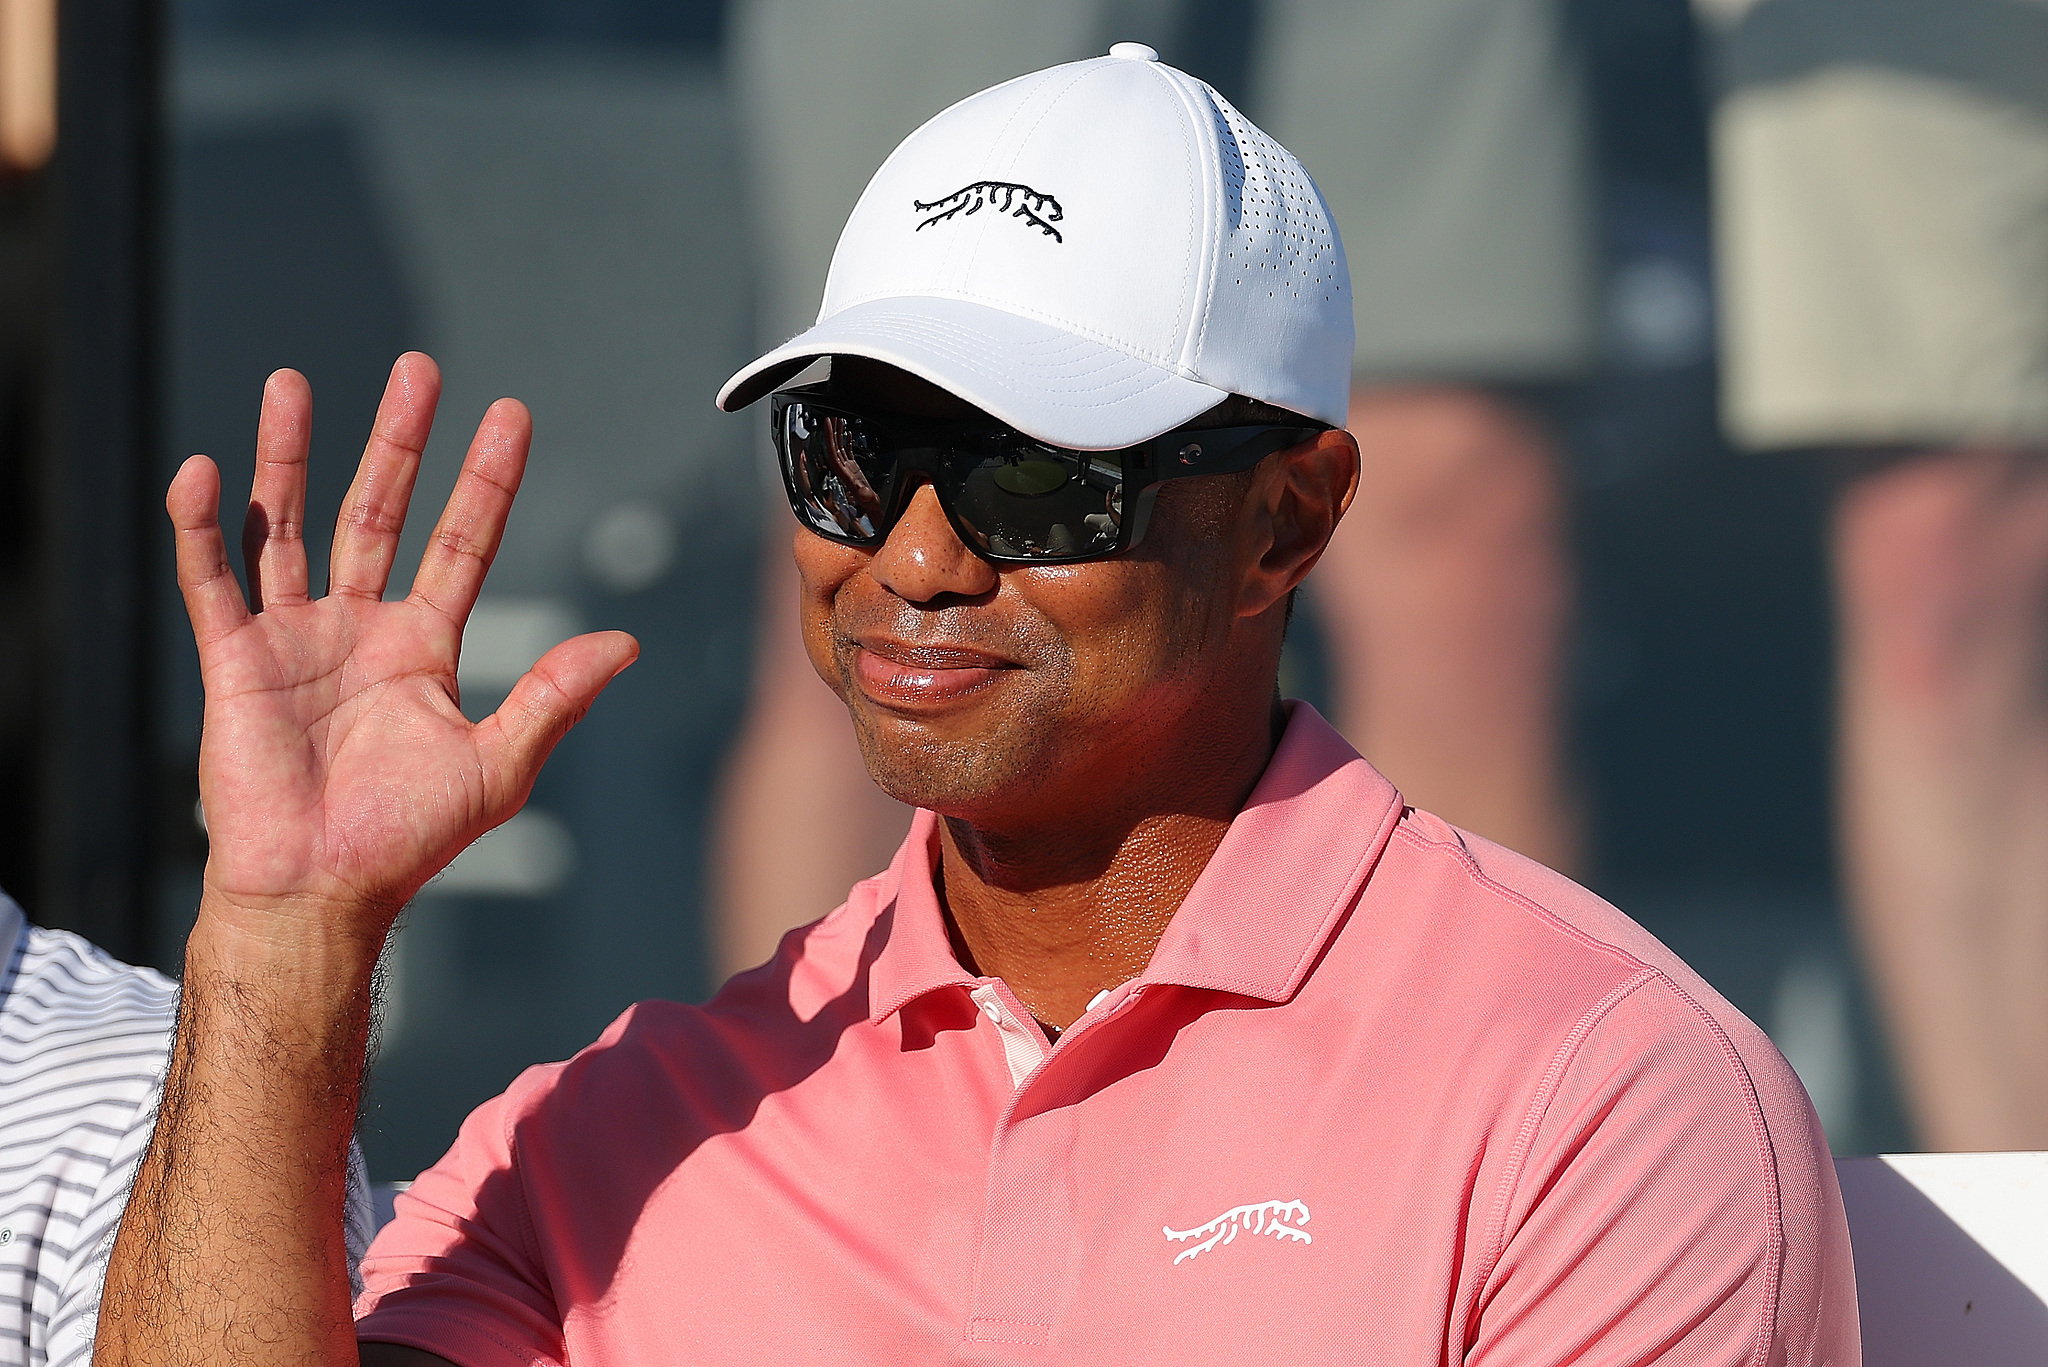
[[935, 700, 1286, 1031]]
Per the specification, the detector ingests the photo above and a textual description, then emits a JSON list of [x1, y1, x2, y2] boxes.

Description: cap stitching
[[957, 287, 1182, 371], [942, 58, 1198, 372], [858, 327, 1134, 392], [938, 69, 1059, 289], [841, 283, 1185, 372], [1136, 61, 1202, 377], [956, 61, 1102, 288], [848, 313, 1181, 409], [1177, 75, 1232, 377], [749, 317, 1187, 403]]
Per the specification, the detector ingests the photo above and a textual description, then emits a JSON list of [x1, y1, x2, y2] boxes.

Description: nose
[[868, 477, 999, 603]]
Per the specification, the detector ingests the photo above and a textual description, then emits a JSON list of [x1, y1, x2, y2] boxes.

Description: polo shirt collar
[[866, 703, 1404, 1024], [865, 807, 977, 1024]]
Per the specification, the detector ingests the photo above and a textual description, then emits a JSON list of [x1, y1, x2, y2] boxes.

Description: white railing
[[1837, 1152, 2047, 1365]]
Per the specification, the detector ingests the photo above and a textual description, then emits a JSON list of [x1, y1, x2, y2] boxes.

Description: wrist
[[188, 885, 390, 996], [181, 919, 381, 1076]]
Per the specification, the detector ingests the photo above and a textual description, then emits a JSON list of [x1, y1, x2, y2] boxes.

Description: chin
[[851, 712, 1051, 817]]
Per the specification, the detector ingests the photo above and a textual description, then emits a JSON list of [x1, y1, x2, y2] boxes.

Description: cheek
[[1020, 561, 1217, 716], [791, 530, 866, 681]]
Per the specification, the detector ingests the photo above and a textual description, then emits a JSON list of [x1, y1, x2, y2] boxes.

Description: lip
[[850, 636, 1019, 709]]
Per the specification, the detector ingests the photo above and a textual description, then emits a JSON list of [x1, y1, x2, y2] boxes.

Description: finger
[[475, 632, 638, 811], [329, 352, 442, 600], [240, 369, 313, 611], [407, 396, 532, 627], [167, 454, 250, 649]]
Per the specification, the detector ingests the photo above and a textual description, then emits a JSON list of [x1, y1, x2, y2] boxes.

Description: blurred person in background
[[1704, 0, 2048, 1149], [714, 0, 1597, 977], [1255, 0, 1596, 882], [0, 889, 174, 1367], [0, 889, 373, 1363]]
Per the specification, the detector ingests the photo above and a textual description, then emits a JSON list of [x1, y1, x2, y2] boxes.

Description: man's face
[[792, 361, 1262, 826]]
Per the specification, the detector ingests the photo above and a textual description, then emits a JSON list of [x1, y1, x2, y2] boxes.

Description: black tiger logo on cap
[[913, 182, 1064, 243]]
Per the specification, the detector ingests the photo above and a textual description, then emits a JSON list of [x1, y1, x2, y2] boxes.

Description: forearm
[[96, 896, 384, 1366], [126, 354, 626, 1363]]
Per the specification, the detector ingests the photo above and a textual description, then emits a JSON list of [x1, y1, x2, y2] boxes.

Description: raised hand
[[169, 352, 637, 949], [97, 352, 633, 1366]]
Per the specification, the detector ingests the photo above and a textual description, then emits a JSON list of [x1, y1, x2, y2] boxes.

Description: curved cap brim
[[717, 296, 1228, 451]]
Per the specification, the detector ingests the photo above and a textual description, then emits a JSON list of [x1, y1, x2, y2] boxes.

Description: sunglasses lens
[[955, 446, 1124, 560], [776, 394, 1133, 562], [781, 402, 893, 542]]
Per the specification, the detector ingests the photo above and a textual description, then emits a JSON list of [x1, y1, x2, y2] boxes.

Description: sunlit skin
[[797, 360, 1361, 1030], [98, 356, 641, 1367], [163, 364, 640, 952], [93, 352, 1356, 1367]]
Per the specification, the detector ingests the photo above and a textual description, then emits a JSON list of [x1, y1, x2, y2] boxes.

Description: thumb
[[477, 630, 639, 810]]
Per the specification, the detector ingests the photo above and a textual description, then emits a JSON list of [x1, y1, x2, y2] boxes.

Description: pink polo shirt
[[356, 704, 1859, 1365]]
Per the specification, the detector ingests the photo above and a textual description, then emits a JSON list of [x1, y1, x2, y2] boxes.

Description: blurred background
[[14, 0, 2044, 1180]]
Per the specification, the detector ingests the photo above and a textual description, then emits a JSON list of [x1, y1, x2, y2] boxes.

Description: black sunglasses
[[771, 384, 1327, 566]]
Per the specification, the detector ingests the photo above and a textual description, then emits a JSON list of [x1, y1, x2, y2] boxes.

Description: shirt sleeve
[[345, 1137, 376, 1299], [1467, 974, 1861, 1367], [354, 1068, 568, 1367], [43, 1088, 158, 1367]]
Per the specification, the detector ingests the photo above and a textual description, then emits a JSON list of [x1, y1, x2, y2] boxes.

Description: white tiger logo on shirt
[[1162, 1199, 1312, 1264]]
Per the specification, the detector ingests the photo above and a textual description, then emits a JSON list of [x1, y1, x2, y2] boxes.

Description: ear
[[1234, 428, 1360, 619]]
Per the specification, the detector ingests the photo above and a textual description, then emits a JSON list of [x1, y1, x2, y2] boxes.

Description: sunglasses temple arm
[[1118, 428, 1319, 551], [1184, 428, 1326, 478]]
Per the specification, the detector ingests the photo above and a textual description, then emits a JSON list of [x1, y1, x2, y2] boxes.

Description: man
[[1705, 0, 2048, 1148], [714, 0, 1594, 979], [0, 890, 371, 1366], [98, 49, 1856, 1363], [0, 891, 178, 1367]]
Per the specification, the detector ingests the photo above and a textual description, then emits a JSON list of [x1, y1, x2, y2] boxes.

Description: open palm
[[169, 354, 637, 941]]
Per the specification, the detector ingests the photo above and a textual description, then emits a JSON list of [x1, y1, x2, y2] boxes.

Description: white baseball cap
[[717, 42, 1353, 450]]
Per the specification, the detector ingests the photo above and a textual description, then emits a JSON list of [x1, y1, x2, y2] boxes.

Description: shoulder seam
[[1420, 829, 1786, 1367], [1470, 965, 1659, 1330], [1393, 824, 1650, 975], [1641, 973, 1787, 1367], [1469, 964, 1786, 1367]]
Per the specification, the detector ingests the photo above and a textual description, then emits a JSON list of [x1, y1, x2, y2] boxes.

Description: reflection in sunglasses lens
[[782, 400, 1135, 561], [991, 458, 1069, 497], [953, 447, 1128, 560], [788, 405, 890, 539]]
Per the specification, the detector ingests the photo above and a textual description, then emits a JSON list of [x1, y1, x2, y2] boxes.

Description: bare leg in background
[[1314, 385, 1584, 874], [711, 539, 911, 980], [1833, 445, 2048, 1150]]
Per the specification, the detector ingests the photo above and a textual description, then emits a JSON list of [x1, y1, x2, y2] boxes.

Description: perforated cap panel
[[1180, 74, 1352, 426], [1211, 91, 1343, 310]]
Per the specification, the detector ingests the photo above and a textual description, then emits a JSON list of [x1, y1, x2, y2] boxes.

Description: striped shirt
[[0, 893, 373, 1365]]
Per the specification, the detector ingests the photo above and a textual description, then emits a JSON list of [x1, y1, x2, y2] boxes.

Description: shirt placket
[[956, 980, 1141, 1362], [970, 983, 1048, 1090]]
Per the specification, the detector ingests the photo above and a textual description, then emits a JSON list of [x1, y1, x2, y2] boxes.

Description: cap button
[[1108, 41, 1159, 61]]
